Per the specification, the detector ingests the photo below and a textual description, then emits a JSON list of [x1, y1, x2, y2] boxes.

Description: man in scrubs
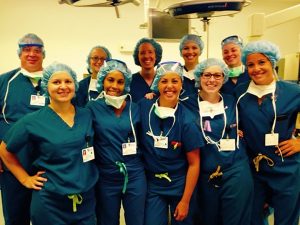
[[0, 33, 46, 225]]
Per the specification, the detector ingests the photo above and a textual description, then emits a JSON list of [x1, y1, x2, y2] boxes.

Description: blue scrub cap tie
[[194, 58, 229, 87], [179, 34, 204, 56], [133, 38, 163, 66], [242, 40, 281, 68], [151, 61, 184, 92], [41, 62, 79, 97], [17, 33, 45, 57], [221, 35, 243, 48], [97, 59, 132, 94]]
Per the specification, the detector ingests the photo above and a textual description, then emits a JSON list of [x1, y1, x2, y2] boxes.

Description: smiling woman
[[138, 61, 204, 225], [0, 62, 98, 225]]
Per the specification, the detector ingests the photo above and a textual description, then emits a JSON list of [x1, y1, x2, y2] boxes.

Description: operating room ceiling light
[[58, 0, 141, 18], [59, 0, 140, 7], [165, 0, 251, 19]]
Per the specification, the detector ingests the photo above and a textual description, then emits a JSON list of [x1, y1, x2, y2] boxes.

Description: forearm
[[181, 162, 200, 204], [0, 142, 30, 185], [181, 149, 200, 204]]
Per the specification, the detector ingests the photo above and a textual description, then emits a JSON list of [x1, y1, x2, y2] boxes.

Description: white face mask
[[20, 68, 43, 79], [247, 80, 276, 98], [183, 69, 195, 80], [104, 92, 127, 109], [154, 102, 176, 119], [89, 78, 98, 92], [199, 100, 225, 119]]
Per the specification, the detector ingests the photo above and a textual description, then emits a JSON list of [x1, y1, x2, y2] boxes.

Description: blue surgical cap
[[17, 33, 45, 57], [221, 35, 243, 48], [41, 62, 79, 97], [151, 62, 184, 92], [97, 59, 132, 94], [194, 58, 229, 87], [179, 34, 204, 56], [86, 45, 112, 73], [133, 38, 163, 66], [242, 40, 281, 69]]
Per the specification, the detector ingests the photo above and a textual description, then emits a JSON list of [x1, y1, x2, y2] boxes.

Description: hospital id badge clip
[[122, 142, 137, 155], [154, 136, 168, 149], [30, 95, 46, 106], [265, 133, 279, 146], [220, 139, 235, 151], [82, 147, 95, 163]]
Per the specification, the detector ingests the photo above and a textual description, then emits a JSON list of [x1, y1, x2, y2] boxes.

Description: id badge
[[122, 142, 137, 155], [220, 139, 236, 151], [265, 133, 279, 146], [154, 136, 168, 149], [30, 95, 45, 106], [82, 147, 95, 163]]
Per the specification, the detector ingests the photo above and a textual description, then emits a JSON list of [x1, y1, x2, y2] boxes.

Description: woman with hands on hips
[[235, 40, 300, 225], [0, 62, 98, 225]]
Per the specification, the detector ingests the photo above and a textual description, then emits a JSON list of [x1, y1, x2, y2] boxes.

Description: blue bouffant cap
[[97, 59, 132, 94], [179, 34, 204, 56], [41, 62, 78, 97], [194, 58, 229, 87], [242, 40, 280, 68], [151, 61, 183, 92], [133, 38, 163, 66]]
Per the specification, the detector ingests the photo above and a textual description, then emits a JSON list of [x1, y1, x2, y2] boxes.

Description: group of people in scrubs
[[0, 32, 299, 225]]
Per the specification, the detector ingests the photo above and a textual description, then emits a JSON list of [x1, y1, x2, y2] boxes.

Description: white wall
[[0, 0, 299, 80]]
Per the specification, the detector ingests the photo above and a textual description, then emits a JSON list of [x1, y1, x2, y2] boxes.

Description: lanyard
[[146, 99, 177, 138], [198, 94, 227, 151]]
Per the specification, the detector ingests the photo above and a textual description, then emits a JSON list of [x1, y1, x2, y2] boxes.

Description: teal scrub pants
[[31, 188, 96, 225], [1, 171, 31, 225]]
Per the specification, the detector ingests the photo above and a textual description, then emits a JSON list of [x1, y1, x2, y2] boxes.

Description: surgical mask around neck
[[20, 68, 43, 79], [89, 78, 98, 92], [183, 69, 195, 80], [247, 80, 276, 98], [228, 65, 244, 78], [104, 92, 127, 109], [154, 101, 177, 119], [199, 99, 225, 119]]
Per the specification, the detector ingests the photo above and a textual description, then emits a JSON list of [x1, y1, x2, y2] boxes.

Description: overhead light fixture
[[58, 0, 140, 18], [165, 0, 251, 19]]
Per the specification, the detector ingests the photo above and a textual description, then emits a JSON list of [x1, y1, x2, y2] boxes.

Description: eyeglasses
[[90, 56, 106, 62], [201, 73, 224, 80], [221, 35, 243, 46]]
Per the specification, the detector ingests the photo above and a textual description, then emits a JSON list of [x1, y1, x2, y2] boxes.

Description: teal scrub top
[[3, 106, 98, 195], [0, 69, 48, 170], [138, 98, 204, 193], [235, 81, 300, 170], [86, 99, 144, 175], [182, 93, 249, 174]]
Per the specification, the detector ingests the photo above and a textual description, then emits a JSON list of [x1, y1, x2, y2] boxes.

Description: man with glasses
[[75, 45, 112, 107], [221, 35, 250, 95], [0, 33, 47, 225]]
